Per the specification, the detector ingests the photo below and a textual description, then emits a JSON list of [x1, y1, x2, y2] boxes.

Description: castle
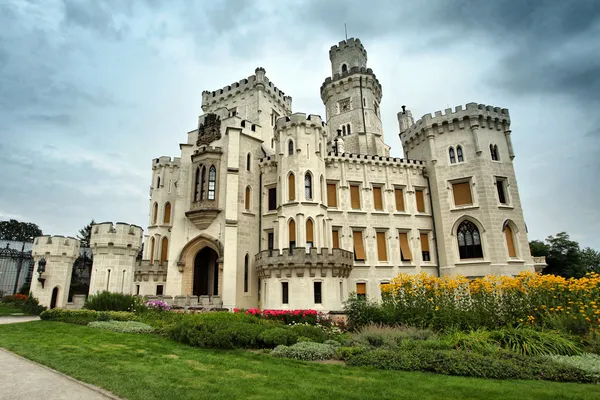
[[30, 38, 546, 311]]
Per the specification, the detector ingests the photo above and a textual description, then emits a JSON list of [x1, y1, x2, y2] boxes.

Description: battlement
[[201, 67, 292, 113], [320, 67, 382, 102], [32, 235, 80, 259], [153, 156, 180, 169], [324, 152, 425, 168], [91, 222, 143, 251], [400, 103, 511, 144], [275, 113, 325, 130], [329, 38, 367, 59]]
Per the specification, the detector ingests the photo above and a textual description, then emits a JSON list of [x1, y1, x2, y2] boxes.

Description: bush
[[489, 327, 581, 356], [289, 324, 327, 343], [259, 328, 298, 347], [22, 293, 46, 315], [145, 300, 171, 312], [40, 309, 136, 325], [349, 324, 437, 349], [583, 330, 600, 355], [548, 353, 600, 376], [336, 346, 368, 361], [346, 348, 597, 383], [271, 342, 336, 361], [84, 291, 145, 312], [88, 321, 155, 334], [168, 317, 270, 349], [324, 339, 341, 347]]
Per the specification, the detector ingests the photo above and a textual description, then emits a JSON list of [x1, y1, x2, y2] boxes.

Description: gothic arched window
[[341, 63, 348, 73], [449, 147, 456, 164], [342, 125, 346, 135], [304, 172, 312, 200], [288, 173, 295, 201], [246, 153, 251, 171], [457, 146, 464, 162], [200, 166, 206, 200], [163, 202, 171, 224], [457, 220, 483, 259], [244, 254, 249, 292], [152, 202, 158, 225], [490, 144, 500, 161], [157, 176, 161, 188], [208, 165, 216, 200], [288, 140, 294, 155], [347, 124, 351, 135], [194, 168, 201, 201], [494, 145, 500, 161]]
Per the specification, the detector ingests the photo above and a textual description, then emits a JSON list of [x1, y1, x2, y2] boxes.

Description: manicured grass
[[0, 322, 598, 400], [0, 303, 24, 316]]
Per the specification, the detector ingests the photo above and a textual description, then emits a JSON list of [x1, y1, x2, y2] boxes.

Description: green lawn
[[0, 322, 598, 400], [0, 303, 24, 316]]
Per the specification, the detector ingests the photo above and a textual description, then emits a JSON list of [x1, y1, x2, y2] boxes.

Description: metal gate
[[0, 240, 34, 296]]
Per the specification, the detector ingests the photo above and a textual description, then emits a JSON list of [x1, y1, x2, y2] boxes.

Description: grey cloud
[[28, 113, 73, 126]]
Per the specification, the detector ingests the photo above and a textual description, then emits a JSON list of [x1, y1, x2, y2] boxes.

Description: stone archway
[[177, 234, 223, 296], [50, 287, 59, 309], [193, 247, 219, 296]]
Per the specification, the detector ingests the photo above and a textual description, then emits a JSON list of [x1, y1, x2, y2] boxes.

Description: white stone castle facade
[[30, 38, 545, 311]]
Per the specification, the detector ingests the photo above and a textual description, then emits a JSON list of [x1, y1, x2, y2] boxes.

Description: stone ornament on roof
[[197, 113, 222, 146]]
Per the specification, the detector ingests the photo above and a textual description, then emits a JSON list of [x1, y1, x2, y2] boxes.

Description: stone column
[[469, 120, 482, 155], [504, 129, 515, 159]]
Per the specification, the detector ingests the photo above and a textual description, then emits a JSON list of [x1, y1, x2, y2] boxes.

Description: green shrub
[[88, 321, 155, 334], [343, 295, 389, 330], [443, 329, 500, 354], [346, 348, 597, 383], [168, 318, 269, 349], [297, 336, 314, 343], [259, 328, 298, 347], [489, 327, 581, 356], [548, 353, 600, 376], [22, 293, 46, 315], [40, 309, 136, 325], [583, 330, 600, 355], [271, 342, 336, 361], [289, 324, 327, 343], [336, 346, 368, 361], [324, 339, 341, 347], [350, 324, 437, 349], [84, 291, 145, 312], [97, 312, 111, 321]]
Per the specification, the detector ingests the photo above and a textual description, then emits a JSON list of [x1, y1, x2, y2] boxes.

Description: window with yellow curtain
[[415, 190, 425, 213], [352, 230, 366, 261], [288, 173, 295, 201], [152, 202, 158, 224], [399, 232, 412, 261], [288, 219, 296, 252], [373, 186, 383, 211], [245, 186, 251, 210], [160, 237, 168, 264], [376, 231, 387, 261], [332, 229, 340, 249], [327, 183, 337, 207], [420, 233, 430, 261], [150, 236, 155, 264], [356, 282, 366, 299], [306, 219, 314, 249], [350, 184, 361, 209], [163, 202, 171, 224], [395, 188, 405, 212], [452, 181, 473, 206], [505, 224, 517, 258]]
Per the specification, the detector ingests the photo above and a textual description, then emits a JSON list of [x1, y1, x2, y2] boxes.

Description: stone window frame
[[375, 228, 389, 263], [371, 183, 385, 212], [313, 280, 323, 304], [397, 228, 414, 264], [502, 219, 520, 259], [349, 182, 362, 210], [419, 230, 432, 263], [448, 177, 476, 210], [494, 176, 511, 206], [326, 180, 339, 208]]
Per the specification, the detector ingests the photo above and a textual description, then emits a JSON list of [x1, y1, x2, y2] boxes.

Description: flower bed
[[234, 308, 333, 327]]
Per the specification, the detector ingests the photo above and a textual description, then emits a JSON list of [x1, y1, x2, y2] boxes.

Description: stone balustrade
[[255, 247, 354, 279]]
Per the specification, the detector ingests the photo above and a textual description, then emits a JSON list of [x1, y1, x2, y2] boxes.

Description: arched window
[[304, 172, 312, 200], [504, 222, 517, 258], [288, 140, 294, 155], [208, 165, 216, 200], [449, 147, 456, 164], [342, 125, 346, 135], [347, 124, 351, 135], [246, 153, 251, 171], [244, 254, 249, 292], [194, 167, 201, 201], [152, 202, 158, 224], [457, 220, 483, 259], [306, 219, 314, 250], [163, 202, 171, 224], [320, 175, 324, 203], [494, 145, 500, 161], [341, 63, 348, 73], [157, 176, 161, 188], [160, 237, 168, 264], [288, 173, 295, 201], [200, 166, 206, 200], [490, 144, 500, 161], [245, 186, 251, 210], [457, 146, 464, 162], [288, 219, 296, 250], [150, 237, 155, 264]]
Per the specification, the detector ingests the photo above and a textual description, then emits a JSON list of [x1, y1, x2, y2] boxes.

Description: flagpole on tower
[[344, 23, 348, 41]]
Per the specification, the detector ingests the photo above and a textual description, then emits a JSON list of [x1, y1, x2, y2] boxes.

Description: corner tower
[[321, 38, 388, 156]]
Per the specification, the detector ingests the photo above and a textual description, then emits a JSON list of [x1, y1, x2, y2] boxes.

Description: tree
[[535, 232, 585, 278], [529, 240, 549, 257], [77, 220, 95, 248], [0, 219, 42, 242], [580, 247, 600, 274]]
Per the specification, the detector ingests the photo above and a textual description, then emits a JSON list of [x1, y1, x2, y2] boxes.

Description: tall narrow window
[[288, 173, 295, 201], [496, 178, 507, 204], [156, 285, 164, 295], [504, 224, 517, 258], [399, 232, 412, 261], [373, 186, 383, 211], [208, 165, 216, 200], [457, 220, 483, 259], [244, 254, 249, 292], [150, 237, 155, 264], [376, 232, 387, 261], [332, 229, 340, 249], [288, 219, 296, 250], [395, 188, 405, 212], [449, 147, 456, 164], [494, 145, 500, 161], [341, 63, 348, 73], [136, 285, 140, 295], [157, 176, 161, 188], [163, 202, 171, 224], [452, 182, 473, 206], [415, 190, 425, 213], [457, 146, 464, 162], [314, 282, 322, 304], [152, 202, 158, 224], [246, 153, 251, 171], [267, 232, 274, 255], [161, 237, 168, 264], [356, 282, 366, 300], [420, 233, 430, 261], [268, 187, 277, 210], [327, 183, 337, 207], [106, 269, 111, 291], [194, 168, 200, 201], [282, 282, 289, 304], [245, 186, 251, 210], [288, 140, 294, 155], [306, 219, 314, 250], [342, 125, 346, 135], [347, 124, 351, 135], [353, 230, 366, 261], [304, 173, 312, 200], [200, 166, 206, 200], [490, 144, 500, 161], [350, 184, 361, 209], [320, 175, 324, 202]]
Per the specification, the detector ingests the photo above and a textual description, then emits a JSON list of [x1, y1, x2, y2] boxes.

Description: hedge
[[40, 309, 136, 325]]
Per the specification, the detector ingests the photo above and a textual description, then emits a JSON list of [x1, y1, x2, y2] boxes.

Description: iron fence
[[0, 240, 34, 296]]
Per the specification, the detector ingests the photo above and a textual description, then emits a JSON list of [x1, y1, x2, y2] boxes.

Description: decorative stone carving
[[197, 113, 222, 146]]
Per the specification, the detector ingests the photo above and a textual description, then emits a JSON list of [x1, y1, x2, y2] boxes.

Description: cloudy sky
[[1, 0, 598, 249]]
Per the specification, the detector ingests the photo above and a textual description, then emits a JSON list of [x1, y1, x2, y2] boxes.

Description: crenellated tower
[[31, 235, 80, 308], [321, 38, 388, 156], [89, 222, 143, 294]]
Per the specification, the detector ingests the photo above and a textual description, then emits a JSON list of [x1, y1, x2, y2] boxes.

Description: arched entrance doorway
[[193, 247, 219, 296], [50, 287, 59, 309]]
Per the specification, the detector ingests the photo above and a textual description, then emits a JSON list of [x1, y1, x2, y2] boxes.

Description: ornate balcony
[[185, 201, 221, 230], [255, 247, 354, 279], [533, 256, 547, 273]]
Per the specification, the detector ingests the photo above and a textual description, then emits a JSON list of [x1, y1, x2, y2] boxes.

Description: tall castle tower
[[321, 38, 389, 156]]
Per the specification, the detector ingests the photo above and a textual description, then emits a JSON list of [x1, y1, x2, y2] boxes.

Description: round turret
[[329, 38, 367, 76]]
